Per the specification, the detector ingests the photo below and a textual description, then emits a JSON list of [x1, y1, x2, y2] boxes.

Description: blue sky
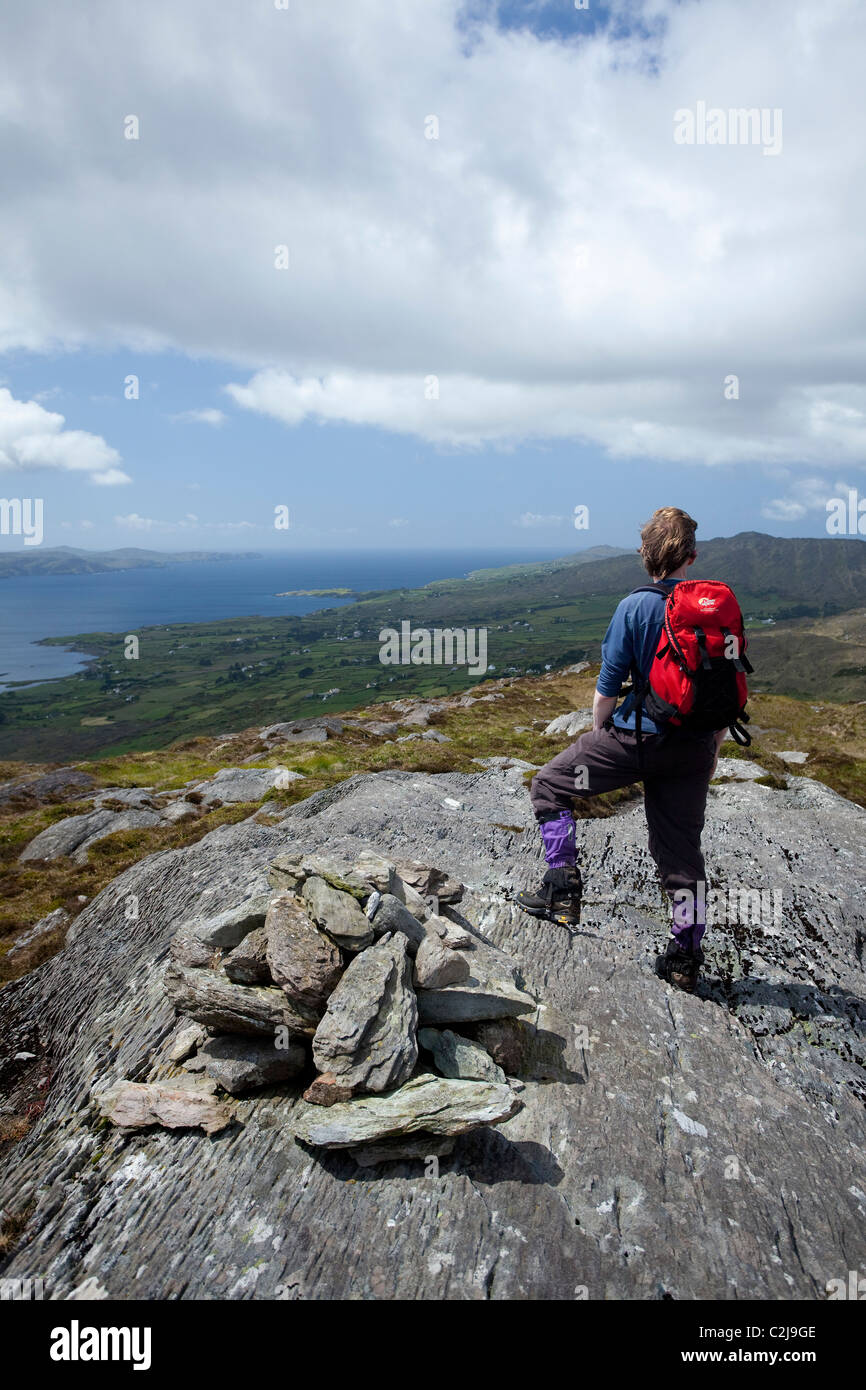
[[1, 0, 864, 553]]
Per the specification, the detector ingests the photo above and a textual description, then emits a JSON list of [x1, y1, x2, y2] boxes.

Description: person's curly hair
[[639, 507, 697, 578]]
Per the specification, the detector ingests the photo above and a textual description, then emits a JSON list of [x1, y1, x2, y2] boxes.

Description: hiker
[[516, 506, 751, 993]]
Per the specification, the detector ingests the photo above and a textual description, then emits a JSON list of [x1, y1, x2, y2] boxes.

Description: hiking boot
[[655, 938, 704, 993], [515, 866, 582, 926]]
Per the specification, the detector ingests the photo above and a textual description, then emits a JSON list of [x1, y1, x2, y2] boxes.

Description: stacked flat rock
[[152, 849, 534, 1155]]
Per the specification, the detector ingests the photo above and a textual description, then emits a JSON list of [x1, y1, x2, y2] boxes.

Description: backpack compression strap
[[623, 585, 670, 766]]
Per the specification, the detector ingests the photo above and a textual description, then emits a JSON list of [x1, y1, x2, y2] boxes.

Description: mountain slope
[[1, 759, 864, 1299], [0, 547, 261, 579]]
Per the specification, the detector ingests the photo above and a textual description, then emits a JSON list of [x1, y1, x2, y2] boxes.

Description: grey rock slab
[[167, 1024, 207, 1063], [0, 766, 96, 809], [418, 1028, 506, 1083], [268, 851, 305, 892], [270, 852, 370, 900], [292, 1073, 521, 1148], [472, 756, 538, 771], [223, 926, 271, 985], [345, 720, 401, 737], [6, 907, 70, 959], [159, 800, 200, 825], [164, 961, 317, 1037], [713, 758, 769, 781], [299, 857, 370, 900], [393, 880, 432, 922], [312, 932, 418, 1093], [413, 935, 471, 989], [188, 767, 300, 806], [265, 893, 343, 1012], [778, 750, 809, 765], [272, 727, 329, 744], [400, 705, 438, 728], [196, 1035, 307, 1096], [95, 1080, 235, 1136], [429, 916, 474, 949], [392, 860, 455, 898], [169, 924, 215, 969], [302, 876, 373, 952], [94, 787, 157, 809], [416, 977, 537, 1025], [543, 709, 593, 738], [369, 892, 427, 951], [351, 850, 397, 894], [3, 767, 866, 1299], [70, 809, 162, 865], [18, 808, 146, 864], [261, 717, 343, 741], [183, 892, 273, 950]]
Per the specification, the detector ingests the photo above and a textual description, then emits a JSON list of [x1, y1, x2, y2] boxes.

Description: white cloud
[[515, 511, 568, 528], [173, 408, 227, 427], [0, 388, 129, 483], [113, 513, 257, 533], [92, 467, 133, 486], [387, 517, 410, 528], [761, 475, 853, 521], [1, 2, 865, 466]]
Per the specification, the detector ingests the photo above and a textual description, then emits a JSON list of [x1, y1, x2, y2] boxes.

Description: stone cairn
[[97, 850, 537, 1163]]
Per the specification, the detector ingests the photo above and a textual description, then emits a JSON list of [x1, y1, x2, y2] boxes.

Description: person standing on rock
[[516, 506, 752, 993]]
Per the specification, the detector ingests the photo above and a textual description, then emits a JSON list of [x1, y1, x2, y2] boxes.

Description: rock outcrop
[[1, 761, 866, 1300], [292, 1074, 520, 1148], [264, 894, 343, 1012], [311, 933, 418, 1093]]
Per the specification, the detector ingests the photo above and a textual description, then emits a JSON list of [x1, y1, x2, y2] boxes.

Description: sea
[[0, 549, 563, 690]]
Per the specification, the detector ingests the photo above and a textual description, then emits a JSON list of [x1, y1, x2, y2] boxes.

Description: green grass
[[3, 663, 865, 991]]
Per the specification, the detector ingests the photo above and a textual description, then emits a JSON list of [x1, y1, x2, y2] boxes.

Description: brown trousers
[[529, 724, 716, 901]]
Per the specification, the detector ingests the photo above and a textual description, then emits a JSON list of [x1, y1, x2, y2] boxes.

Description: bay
[[0, 548, 562, 690]]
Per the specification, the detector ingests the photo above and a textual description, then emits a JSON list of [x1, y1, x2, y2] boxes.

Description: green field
[[2, 531, 865, 761]]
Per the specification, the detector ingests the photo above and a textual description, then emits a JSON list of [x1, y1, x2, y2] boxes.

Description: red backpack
[[627, 580, 753, 749]]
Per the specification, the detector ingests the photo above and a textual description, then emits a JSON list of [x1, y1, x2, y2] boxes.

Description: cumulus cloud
[[1, 1, 865, 466], [172, 408, 227, 427], [0, 388, 129, 483], [762, 475, 855, 522]]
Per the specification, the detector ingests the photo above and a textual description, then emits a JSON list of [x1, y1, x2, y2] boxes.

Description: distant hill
[[377, 532, 866, 626], [464, 545, 633, 582], [0, 547, 261, 579]]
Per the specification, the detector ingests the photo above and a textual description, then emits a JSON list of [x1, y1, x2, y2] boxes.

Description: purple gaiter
[[539, 811, 576, 868], [672, 891, 706, 954]]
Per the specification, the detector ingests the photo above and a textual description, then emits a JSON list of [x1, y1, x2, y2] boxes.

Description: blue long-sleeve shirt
[[596, 578, 682, 733]]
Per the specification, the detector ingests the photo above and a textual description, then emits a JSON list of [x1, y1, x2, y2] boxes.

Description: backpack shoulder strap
[[628, 585, 670, 599]]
